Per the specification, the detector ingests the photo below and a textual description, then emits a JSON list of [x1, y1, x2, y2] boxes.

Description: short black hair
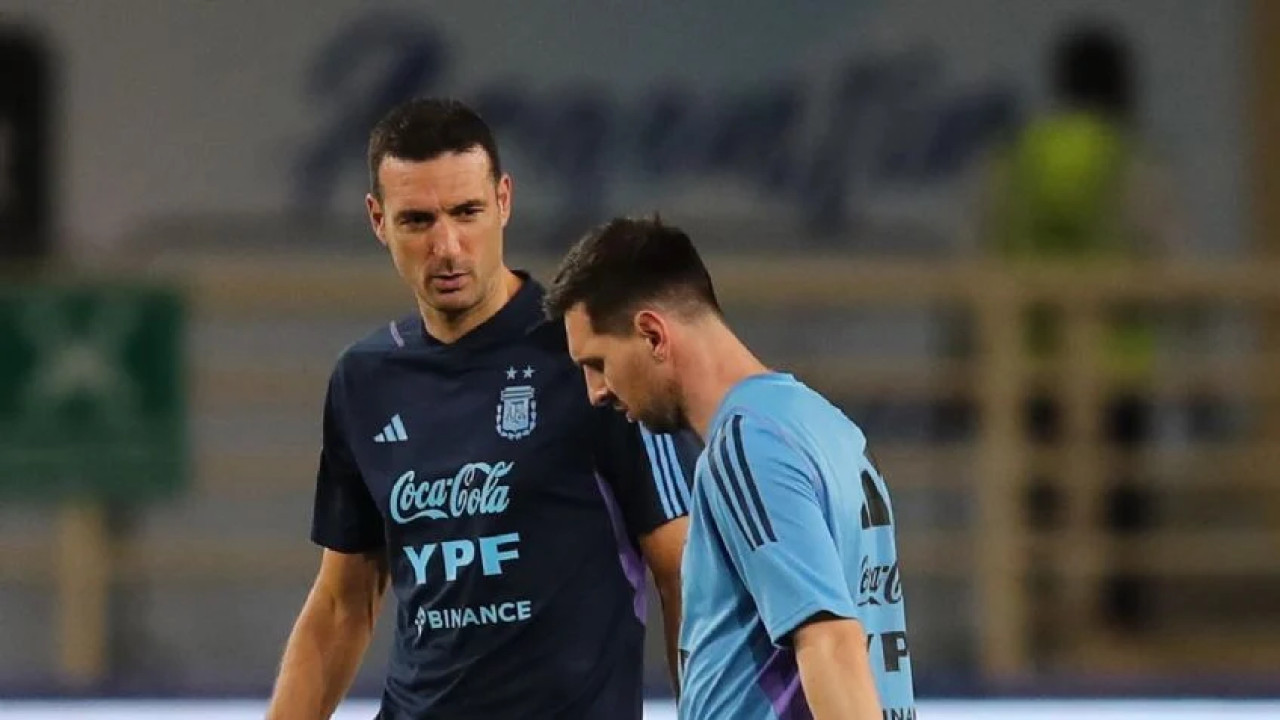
[[1051, 22, 1134, 120], [367, 97, 502, 198], [544, 216, 721, 335]]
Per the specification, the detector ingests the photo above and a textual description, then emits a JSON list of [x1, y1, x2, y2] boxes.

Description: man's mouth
[[429, 271, 469, 292]]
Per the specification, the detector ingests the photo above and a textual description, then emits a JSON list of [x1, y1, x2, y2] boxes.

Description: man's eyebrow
[[446, 198, 486, 212]]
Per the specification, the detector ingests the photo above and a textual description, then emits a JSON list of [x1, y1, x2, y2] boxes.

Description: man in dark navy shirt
[[266, 98, 695, 720]]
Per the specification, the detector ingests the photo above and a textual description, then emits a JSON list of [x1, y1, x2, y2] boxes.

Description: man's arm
[[267, 549, 390, 720], [793, 614, 882, 720], [272, 361, 390, 719], [638, 516, 688, 694], [595, 417, 699, 694]]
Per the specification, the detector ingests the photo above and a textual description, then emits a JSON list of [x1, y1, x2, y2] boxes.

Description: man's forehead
[[378, 151, 494, 204]]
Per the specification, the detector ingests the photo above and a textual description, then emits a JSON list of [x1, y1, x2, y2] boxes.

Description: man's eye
[[401, 214, 433, 227]]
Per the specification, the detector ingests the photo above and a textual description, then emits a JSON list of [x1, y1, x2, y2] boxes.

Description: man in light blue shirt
[[544, 216, 916, 720]]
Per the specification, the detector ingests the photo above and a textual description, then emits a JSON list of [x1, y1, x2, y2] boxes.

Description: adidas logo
[[375, 414, 409, 443]]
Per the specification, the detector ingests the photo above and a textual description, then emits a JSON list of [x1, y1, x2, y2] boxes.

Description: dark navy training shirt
[[311, 275, 697, 720]]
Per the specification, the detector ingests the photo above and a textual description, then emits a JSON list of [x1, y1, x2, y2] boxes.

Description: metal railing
[[3, 254, 1278, 688]]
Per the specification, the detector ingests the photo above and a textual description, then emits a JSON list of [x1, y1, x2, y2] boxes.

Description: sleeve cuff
[[310, 529, 385, 554], [765, 598, 859, 646]]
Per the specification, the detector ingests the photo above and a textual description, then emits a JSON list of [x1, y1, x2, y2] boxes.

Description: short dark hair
[[544, 216, 721, 335], [367, 97, 503, 198], [1051, 22, 1134, 120]]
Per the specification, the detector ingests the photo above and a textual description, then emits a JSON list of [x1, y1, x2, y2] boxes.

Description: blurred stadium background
[[0, 1, 1278, 717]]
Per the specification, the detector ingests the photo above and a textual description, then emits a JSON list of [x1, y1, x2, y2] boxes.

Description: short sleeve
[[702, 413, 857, 644], [310, 363, 385, 553], [595, 409, 700, 539]]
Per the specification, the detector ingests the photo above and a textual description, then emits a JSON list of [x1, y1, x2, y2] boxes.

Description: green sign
[[0, 282, 186, 502]]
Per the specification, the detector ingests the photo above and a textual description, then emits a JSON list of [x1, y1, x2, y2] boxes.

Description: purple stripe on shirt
[[594, 473, 647, 622], [388, 320, 405, 347], [757, 647, 811, 720]]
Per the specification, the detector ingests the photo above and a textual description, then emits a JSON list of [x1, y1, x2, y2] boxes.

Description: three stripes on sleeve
[[705, 416, 777, 551], [640, 416, 782, 549], [640, 428, 692, 521]]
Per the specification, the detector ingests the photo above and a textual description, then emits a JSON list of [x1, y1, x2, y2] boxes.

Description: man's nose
[[432, 219, 463, 257], [585, 371, 611, 407]]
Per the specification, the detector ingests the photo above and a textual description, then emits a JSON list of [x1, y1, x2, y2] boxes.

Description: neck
[[680, 317, 770, 442], [419, 268, 521, 344]]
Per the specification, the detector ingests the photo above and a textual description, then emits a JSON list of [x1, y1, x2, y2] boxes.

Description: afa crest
[[496, 384, 537, 440]]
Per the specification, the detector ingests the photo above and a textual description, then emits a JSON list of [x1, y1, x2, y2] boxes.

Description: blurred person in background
[[545, 217, 916, 720], [980, 20, 1183, 263], [265, 98, 696, 720], [972, 21, 1185, 628]]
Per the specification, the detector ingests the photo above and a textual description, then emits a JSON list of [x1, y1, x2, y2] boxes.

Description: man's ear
[[366, 193, 388, 248], [634, 310, 670, 361], [496, 174, 513, 228]]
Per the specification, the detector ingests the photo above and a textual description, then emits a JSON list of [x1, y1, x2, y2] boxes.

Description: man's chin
[[421, 289, 478, 315], [636, 414, 683, 436]]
